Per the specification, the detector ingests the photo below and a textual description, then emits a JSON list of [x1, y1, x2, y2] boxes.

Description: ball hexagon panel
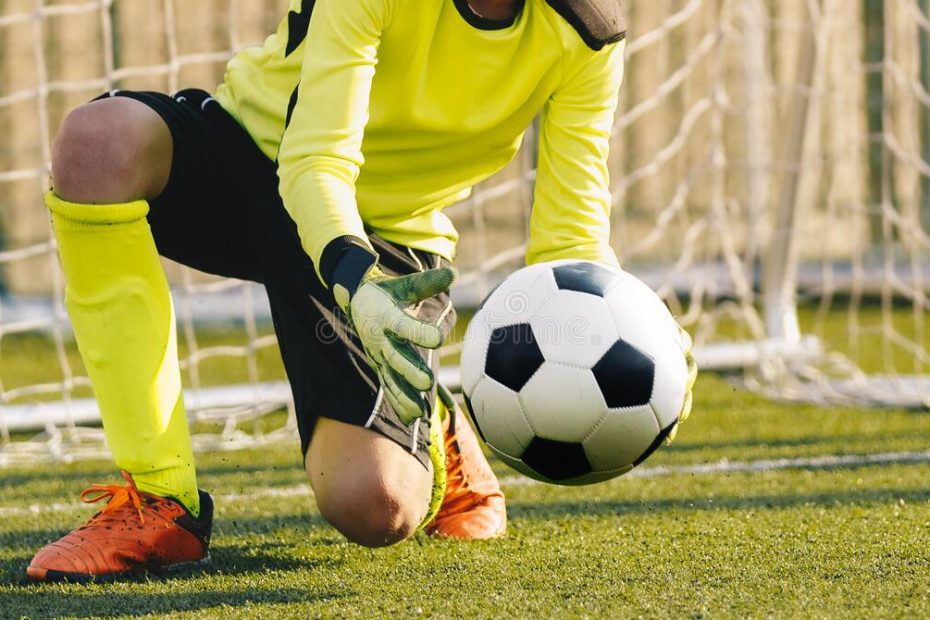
[[518, 363, 608, 443], [591, 340, 656, 409], [552, 261, 621, 297], [530, 292, 618, 368], [478, 262, 561, 326], [648, 351, 688, 429], [520, 437, 592, 481], [633, 421, 678, 467], [610, 271, 678, 325], [484, 323, 545, 392], [460, 314, 492, 396], [582, 405, 660, 471], [466, 376, 535, 459], [462, 262, 565, 396], [602, 273, 680, 359]]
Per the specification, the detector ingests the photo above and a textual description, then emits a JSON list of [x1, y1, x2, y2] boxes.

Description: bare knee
[[315, 474, 428, 548], [305, 418, 433, 548], [51, 97, 173, 204]]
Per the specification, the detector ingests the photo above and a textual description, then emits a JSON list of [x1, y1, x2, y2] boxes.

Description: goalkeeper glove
[[667, 325, 697, 443], [331, 253, 455, 426]]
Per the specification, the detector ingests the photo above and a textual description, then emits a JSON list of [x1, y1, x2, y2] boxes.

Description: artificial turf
[[1, 369, 929, 618]]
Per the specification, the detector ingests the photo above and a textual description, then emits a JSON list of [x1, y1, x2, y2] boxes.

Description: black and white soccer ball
[[460, 260, 689, 485]]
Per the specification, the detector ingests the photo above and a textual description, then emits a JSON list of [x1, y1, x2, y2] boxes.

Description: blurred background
[[0, 0, 928, 463]]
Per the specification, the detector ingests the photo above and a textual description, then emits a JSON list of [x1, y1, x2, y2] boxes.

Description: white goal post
[[0, 0, 928, 465]]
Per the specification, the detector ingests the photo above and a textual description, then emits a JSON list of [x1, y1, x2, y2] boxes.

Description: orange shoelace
[[79, 470, 146, 524]]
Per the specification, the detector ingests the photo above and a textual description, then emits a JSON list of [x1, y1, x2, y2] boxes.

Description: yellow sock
[[46, 191, 200, 516]]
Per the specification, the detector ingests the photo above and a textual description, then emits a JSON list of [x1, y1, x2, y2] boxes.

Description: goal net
[[1, 0, 928, 465]]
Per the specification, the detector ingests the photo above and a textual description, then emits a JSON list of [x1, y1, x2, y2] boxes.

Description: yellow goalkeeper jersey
[[214, 0, 625, 275]]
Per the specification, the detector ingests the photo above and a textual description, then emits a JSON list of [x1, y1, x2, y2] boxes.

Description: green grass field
[[1, 306, 929, 618]]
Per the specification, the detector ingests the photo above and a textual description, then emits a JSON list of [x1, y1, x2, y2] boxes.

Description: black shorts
[[102, 88, 455, 469]]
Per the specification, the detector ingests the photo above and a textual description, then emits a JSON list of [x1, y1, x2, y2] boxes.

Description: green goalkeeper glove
[[333, 263, 455, 426], [667, 325, 697, 444]]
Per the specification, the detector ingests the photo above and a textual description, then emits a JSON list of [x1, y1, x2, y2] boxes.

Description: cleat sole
[[25, 554, 211, 583]]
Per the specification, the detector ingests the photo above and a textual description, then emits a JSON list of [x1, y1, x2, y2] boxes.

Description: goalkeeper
[[27, 0, 683, 582]]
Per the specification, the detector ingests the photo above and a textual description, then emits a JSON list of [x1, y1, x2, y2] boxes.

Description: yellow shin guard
[[46, 191, 200, 515]]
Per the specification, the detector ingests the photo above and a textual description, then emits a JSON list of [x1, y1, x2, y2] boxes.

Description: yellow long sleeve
[[275, 0, 388, 273], [214, 0, 626, 273], [528, 39, 625, 269]]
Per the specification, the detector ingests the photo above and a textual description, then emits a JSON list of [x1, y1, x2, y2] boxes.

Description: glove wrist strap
[[322, 237, 378, 293]]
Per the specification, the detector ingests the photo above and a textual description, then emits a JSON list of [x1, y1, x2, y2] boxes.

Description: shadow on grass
[[0, 584, 344, 618], [1, 529, 347, 618], [0, 511, 341, 587], [215, 512, 331, 539], [0, 508, 334, 554], [509, 487, 930, 521], [0, 537, 342, 587], [206, 540, 338, 576], [668, 429, 930, 454]]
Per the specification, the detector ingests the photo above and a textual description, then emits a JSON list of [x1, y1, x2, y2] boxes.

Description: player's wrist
[[321, 236, 377, 289], [322, 237, 379, 312]]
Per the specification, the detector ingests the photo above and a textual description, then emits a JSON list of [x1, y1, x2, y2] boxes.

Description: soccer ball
[[460, 260, 689, 485]]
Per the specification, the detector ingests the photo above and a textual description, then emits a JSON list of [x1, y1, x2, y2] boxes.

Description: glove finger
[[667, 325, 696, 446], [678, 324, 694, 354], [382, 335, 434, 391], [677, 323, 697, 420], [387, 310, 445, 349], [379, 365, 428, 425], [386, 363, 431, 416], [686, 354, 698, 390], [381, 385, 419, 428], [678, 388, 693, 424], [380, 267, 456, 306]]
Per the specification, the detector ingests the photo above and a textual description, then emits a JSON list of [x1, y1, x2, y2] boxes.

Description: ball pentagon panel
[[591, 340, 656, 409], [520, 437, 592, 482], [485, 323, 545, 392], [552, 261, 621, 297]]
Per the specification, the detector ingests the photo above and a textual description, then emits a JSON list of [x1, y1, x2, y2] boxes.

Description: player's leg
[[257, 280, 432, 547], [265, 237, 504, 546], [51, 93, 437, 550], [257, 232, 444, 547], [50, 91, 436, 552], [46, 97, 201, 512], [28, 94, 224, 582], [51, 97, 172, 203], [308, 398, 507, 545], [306, 418, 434, 547]]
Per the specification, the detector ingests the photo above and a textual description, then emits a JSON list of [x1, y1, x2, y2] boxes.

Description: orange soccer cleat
[[426, 394, 507, 540], [26, 471, 212, 582]]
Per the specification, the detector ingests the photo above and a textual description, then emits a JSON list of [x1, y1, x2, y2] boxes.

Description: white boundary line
[[2, 450, 929, 518]]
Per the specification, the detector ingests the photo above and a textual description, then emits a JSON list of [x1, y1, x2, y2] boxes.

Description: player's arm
[[277, 0, 452, 424], [276, 0, 386, 279], [525, 40, 625, 271], [528, 40, 696, 435]]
